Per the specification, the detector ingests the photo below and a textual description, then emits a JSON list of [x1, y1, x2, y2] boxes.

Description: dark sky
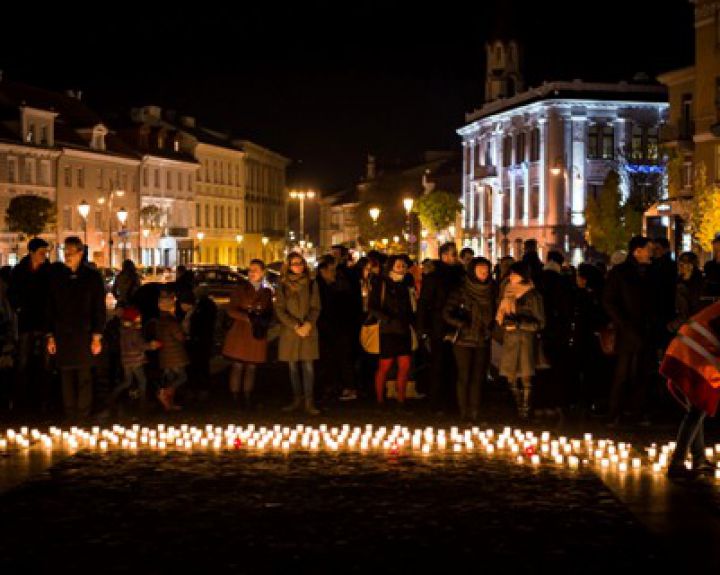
[[0, 1, 695, 191]]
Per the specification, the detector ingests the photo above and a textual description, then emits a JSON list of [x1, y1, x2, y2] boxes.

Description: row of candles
[[1, 424, 719, 478]]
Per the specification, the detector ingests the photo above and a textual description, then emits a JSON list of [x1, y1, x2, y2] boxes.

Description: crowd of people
[[1, 233, 720, 439]]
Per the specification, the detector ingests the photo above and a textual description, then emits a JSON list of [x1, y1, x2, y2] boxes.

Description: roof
[[464, 79, 668, 124]]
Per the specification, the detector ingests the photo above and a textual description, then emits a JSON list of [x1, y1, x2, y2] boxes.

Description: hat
[[122, 306, 141, 322]]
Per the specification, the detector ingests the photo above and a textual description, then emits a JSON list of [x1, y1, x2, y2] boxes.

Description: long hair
[[281, 252, 309, 280]]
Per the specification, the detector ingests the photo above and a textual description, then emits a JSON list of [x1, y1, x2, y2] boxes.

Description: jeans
[[163, 367, 187, 391], [288, 360, 314, 400], [671, 406, 707, 466], [110, 365, 147, 405], [60, 367, 93, 421], [453, 345, 490, 417]]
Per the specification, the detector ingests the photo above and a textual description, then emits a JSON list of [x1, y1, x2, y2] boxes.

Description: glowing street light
[[77, 200, 90, 248], [369, 207, 381, 223], [403, 197, 414, 214], [116, 207, 128, 225], [288, 188, 317, 243]]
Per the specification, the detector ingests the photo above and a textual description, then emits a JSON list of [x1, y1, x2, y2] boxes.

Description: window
[[77, 168, 84, 188], [646, 128, 659, 161], [8, 157, 16, 183], [502, 189, 510, 222], [682, 94, 693, 139], [214, 205, 218, 228], [601, 126, 614, 159], [187, 173, 192, 192], [24, 159, 34, 183], [154, 169, 160, 188], [515, 132, 526, 163], [227, 206, 232, 228], [167, 171, 172, 190], [235, 207, 240, 229], [631, 127, 644, 160], [205, 204, 210, 227], [196, 203, 201, 227], [516, 186, 525, 222], [95, 210, 103, 230], [235, 166, 240, 186], [530, 185, 540, 220], [143, 168, 149, 187], [588, 125, 600, 159], [39, 162, 49, 185], [178, 173, 183, 192], [64, 166, 72, 186], [683, 162, 693, 188], [63, 207, 72, 230], [26, 123, 34, 143], [220, 206, 225, 228], [40, 126, 48, 145], [502, 136, 512, 167], [530, 128, 540, 162]]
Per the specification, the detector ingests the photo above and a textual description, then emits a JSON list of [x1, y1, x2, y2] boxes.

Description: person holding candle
[[496, 261, 545, 420], [223, 259, 273, 410], [276, 253, 321, 415]]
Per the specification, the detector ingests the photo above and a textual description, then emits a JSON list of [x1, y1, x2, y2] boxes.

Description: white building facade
[[458, 80, 668, 262]]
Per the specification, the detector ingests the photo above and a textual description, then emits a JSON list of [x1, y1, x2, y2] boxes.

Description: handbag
[[360, 280, 385, 354], [597, 324, 616, 356]]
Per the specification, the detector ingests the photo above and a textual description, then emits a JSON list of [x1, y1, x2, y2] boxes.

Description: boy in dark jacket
[[149, 291, 188, 411]]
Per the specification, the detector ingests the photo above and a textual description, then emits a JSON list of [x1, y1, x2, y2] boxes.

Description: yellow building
[[657, 0, 720, 251]]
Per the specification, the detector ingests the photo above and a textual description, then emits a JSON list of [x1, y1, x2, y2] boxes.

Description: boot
[[282, 396, 303, 412], [157, 387, 172, 411], [305, 397, 320, 416], [405, 380, 426, 399], [165, 387, 182, 411]]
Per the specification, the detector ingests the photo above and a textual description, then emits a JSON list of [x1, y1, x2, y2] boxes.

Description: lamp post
[[77, 200, 90, 254], [142, 228, 150, 271], [262, 236, 269, 262], [289, 189, 316, 243], [403, 197, 414, 258], [98, 187, 125, 268], [196, 231, 204, 263], [116, 207, 128, 262]]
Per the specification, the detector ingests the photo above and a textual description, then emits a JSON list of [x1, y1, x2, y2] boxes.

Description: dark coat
[[703, 259, 720, 297], [120, 323, 150, 368], [653, 253, 678, 326], [112, 270, 141, 306], [417, 260, 464, 339], [223, 280, 273, 363], [47, 262, 106, 369], [369, 275, 415, 358], [442, 278, 496, 347], [8, 255, 51, 333], [540, 268, 574, 347], [668, 270, 704, 333], [317, 272, 360, 339], [602, 256, 659, 353], [152, 312, 188, 369]]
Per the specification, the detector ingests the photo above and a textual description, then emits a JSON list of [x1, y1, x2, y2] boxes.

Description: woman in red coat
[[223, 259, 273, 409]]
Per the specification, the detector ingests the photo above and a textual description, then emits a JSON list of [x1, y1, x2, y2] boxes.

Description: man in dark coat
[[603, 236, 659, 426], [418, 242, 464, 412], [47, 236, 106, 421], [522, 239, 544, 290], [8, 237, 51, 410]]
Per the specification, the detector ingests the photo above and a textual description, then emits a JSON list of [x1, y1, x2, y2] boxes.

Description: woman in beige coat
[[275, 252, 321, 414]]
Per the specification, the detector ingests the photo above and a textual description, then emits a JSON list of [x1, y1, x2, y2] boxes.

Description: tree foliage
[[691, 163, 720, 252], [585, 171, 639, 255], [5, 195, 55, 238], [140, 204, 165, 230], [413, 190, 462, 233]]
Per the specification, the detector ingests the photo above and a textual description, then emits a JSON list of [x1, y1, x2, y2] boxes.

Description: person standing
[[496, 262, 545, 420], [370, 255, 415, 406], [276, 253, 321, 415], [8, 238, 51, 410], [667, 251, 704, 334], [181, 289, 217, 403], [223, 259, 273, 410], [418, 242, 464, 413], [112, 259, 142, 307], [46, 236, 106, 421], [603, 236, 659, 426], [150, 290, 188, 411], [442, 257, 495, 421]]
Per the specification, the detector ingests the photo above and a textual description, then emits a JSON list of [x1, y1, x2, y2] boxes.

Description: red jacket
[[660, 301, 720, 416]]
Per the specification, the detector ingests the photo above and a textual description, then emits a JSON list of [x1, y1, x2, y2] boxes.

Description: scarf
[[496, 281, 534, 325], [544, 261, 562, 274], [463, 278, 494, 333], [250, 279, 263, 291], [284, 272, 309, 292]]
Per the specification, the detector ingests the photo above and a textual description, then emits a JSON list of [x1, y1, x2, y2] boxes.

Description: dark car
[[188, 266, 242, 306]]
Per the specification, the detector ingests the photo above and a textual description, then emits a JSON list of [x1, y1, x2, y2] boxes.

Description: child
[[154, 291, 188, 411]]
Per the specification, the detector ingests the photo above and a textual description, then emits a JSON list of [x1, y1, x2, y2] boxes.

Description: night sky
[[0, 1, 694, 191]]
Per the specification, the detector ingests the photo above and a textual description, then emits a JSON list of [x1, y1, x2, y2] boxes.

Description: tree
[[5, 195, 56, 238], [690, 163, 720, 252], [413, 190, 462, 233], [585, 170, 638, 255], [140, 204, 165, 231]]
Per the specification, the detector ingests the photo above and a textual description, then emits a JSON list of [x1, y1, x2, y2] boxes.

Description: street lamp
[[262, 236, 269, 262], [403, 197, 416, 259], [288, 189, 316, 243], [77, 200, 90, 250], [369, 207, 381, 223], [116, 207, 128, 262]]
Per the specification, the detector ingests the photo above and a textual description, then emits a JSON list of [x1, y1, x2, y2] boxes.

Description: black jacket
[[602, 256, 659, 353], [317, 273, 360, 339], [417, 260, 464, 339], [369, 276, 414, 337], [8, 255, 51, 333], [442, 278, 496, 347], [47, 262, 106, 368]]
